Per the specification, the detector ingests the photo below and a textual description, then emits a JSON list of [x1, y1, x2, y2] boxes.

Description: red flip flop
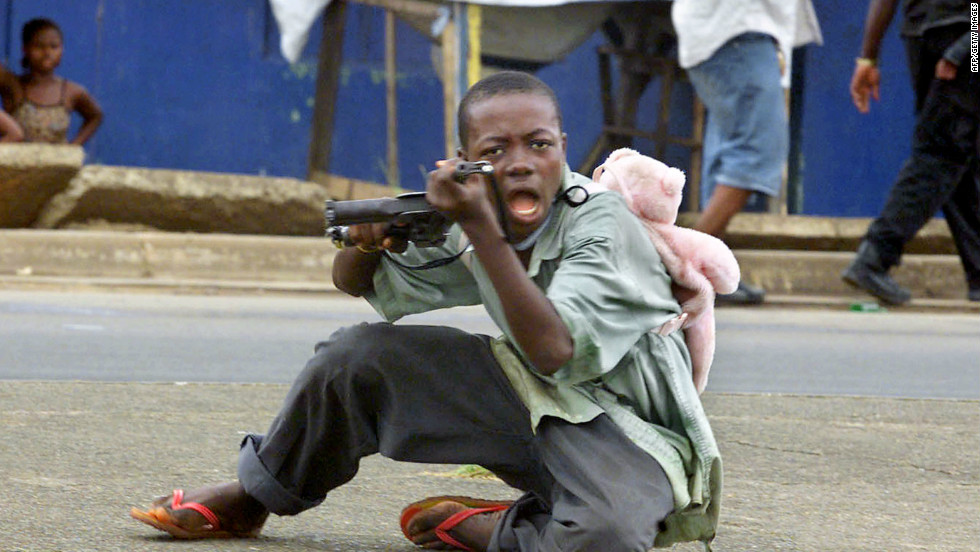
[[400, 495, 512, 552], [130, 489, 259, 539]]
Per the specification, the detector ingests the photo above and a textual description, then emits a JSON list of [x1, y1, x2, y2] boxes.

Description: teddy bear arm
[[651, 230, 712, 298], [698, 249, 741, 295], [670, 228, 740, 294]]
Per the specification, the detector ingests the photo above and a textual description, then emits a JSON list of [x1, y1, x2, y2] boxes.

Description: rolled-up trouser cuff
[[238, 434, 322, 516]]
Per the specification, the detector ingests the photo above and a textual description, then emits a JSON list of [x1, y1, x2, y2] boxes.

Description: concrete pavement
[[0, 228, 978, 551], [0, 381, 976, 551]]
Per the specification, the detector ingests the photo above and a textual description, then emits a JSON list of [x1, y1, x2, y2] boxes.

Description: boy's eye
[[481, 147, 503, 158], [530, 140, 551, 150]]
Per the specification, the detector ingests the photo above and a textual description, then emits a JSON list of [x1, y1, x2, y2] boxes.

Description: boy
[[131, 71, 721, 551]]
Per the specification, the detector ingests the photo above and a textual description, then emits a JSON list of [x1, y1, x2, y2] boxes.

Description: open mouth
[[506, 190, 542, 221]]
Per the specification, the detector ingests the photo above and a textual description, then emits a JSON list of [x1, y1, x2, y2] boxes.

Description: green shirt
[[365, 167, 721, 547]]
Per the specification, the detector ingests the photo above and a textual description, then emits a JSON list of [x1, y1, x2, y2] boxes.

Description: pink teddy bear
[[590, 148, 740, 394]]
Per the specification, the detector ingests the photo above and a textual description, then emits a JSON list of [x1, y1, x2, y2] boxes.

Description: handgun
[[324, 161, 493, 248]]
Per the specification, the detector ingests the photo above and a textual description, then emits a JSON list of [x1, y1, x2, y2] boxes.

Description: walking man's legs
[[687, 32, 789, 305], [942, 160, 980, 300], [844, 27, 979, 303]]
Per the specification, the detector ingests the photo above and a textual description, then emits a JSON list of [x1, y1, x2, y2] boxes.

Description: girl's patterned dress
[[12, 78, 70, 143]]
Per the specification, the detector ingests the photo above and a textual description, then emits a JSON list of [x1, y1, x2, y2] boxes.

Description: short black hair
[[22, 17, 61, 45], [457, 71, 563, 148], [21, 18, 62, 69]]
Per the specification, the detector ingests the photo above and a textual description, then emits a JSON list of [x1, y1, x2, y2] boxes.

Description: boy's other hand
[[345, 221, 408, 254]]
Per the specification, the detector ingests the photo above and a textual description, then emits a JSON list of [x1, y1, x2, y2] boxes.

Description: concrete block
[[0, 229, 151, 279], [0, 144, 85, 228], [0, 229, 336, 282], [736, 249, 969, 300], [139, 232, 336, 282], [33, 165, 331, 236], [677, 212, 955, 254]]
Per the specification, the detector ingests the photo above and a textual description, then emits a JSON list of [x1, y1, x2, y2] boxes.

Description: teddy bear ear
[[658, 165, 686, 195], [606, 147, 639, 165], [664, 167, 686, 193]]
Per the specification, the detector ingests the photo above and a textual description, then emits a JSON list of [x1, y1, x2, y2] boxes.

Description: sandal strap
[[434, 504, 509, 552], [170, 489, 222, 530]]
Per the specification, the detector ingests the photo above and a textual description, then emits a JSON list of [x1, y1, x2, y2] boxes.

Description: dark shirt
[[901, 0, 969, 36]]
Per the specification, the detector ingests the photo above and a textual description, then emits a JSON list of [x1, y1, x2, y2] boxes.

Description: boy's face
[[25, 28, 63, 73], [460, 92, 567, 242]]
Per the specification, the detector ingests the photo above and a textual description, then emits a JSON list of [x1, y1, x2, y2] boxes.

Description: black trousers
[[865, 23, 980, 292], [237, 322, 675, 552]]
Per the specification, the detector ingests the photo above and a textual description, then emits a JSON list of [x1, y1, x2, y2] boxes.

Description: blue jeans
[[686, 32, 788, 207]]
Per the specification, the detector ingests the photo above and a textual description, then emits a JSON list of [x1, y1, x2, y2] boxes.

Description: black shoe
[[716, 281, 765, 305], [969, 289, 980, 302], [841, 241, 911, 305]]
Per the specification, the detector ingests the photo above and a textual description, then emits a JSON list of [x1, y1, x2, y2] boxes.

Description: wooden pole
[[440, 12, 458, 159], [466, 4, 482, 87], [385, 10, 399, 187], [307, 0, 348, 179], [689, 98, 705, 212]]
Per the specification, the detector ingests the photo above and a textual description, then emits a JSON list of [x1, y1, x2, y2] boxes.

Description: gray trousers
[[238, 322, 674, 552]]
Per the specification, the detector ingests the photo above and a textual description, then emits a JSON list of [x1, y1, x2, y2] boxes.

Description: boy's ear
[[456, 147, 467, 160], [561, 133, 568, 154]]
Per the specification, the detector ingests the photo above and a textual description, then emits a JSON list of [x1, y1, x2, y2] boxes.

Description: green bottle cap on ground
[[850, 301, 886, 312]]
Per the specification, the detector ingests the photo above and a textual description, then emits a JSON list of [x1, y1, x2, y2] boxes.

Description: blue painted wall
[[3, 0, 320, 176], [799, 0, 915, 217], [2, 1, 918, 216]]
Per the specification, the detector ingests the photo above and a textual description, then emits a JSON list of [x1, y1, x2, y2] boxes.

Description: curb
[[0, 229, 336, 283], [1, 229, 977, 312]]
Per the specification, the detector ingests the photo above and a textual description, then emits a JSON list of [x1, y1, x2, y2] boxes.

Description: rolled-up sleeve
[[365, 239, 481, 321]]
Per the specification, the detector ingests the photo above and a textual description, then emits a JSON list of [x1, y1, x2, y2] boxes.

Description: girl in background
[[0, 17, 102, 145]]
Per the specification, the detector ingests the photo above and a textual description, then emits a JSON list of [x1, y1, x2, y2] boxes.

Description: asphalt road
[[1, 288, 978, 552], [0, 289, 977, 398]]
